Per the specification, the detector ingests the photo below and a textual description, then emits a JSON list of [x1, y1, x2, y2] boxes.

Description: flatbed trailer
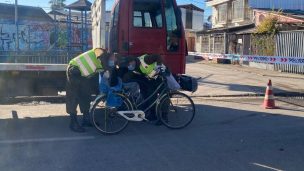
[[0, 0, 187, 98], [0, 63, 67, 97]]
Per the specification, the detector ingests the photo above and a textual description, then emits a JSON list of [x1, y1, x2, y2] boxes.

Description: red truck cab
[[109, 0, 186, 74]]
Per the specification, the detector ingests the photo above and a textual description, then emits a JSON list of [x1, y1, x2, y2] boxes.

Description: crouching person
[[99, 53, 123, 108], [66, 48, 110, 133], [99, 53, 142, 109]]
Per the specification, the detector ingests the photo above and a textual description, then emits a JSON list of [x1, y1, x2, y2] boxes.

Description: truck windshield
[[133, 0, 163, 28], [165, 0, 180, 52]]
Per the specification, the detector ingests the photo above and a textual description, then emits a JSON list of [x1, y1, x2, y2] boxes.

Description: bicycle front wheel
[[157, 92, 195, 129], [91, 93, 133, 135]]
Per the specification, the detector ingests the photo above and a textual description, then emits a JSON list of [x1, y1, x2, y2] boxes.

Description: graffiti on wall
[[0, 22, 93, 51], [0, 23, 51, 51]]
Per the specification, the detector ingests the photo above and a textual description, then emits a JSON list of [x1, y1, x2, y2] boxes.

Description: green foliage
[[251, 34, 275, 56], [49, 0, 66, 10], [256, 10, 282, 34], [251, 10, 283, 56], [57, 31, 68, 48], [50, 31, 67, 49], [256, 16, 278, 34]]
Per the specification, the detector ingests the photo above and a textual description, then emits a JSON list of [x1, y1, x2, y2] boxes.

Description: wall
[[180, 8, 204, 31], [192, 10, 204, 31], [0, 21, 93, 51], [0, 22, 51, 51], [210, 0, 254, 29], [180, 8, 187, 29]]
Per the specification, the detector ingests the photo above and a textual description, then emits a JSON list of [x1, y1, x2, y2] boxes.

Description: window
[[165, 0, 180, 51], [232, 0, 244, 20], [110, 3, 120, 52], [217, 3, 227, 23], [105, 22, 110, 32], [112, 3, 120, 27], [165, 1, 177, 31], [133, 0, 163, 28], [155, 11, 163, 27], [133, 11, 143, 27], [185, 9, 192, 29], [144, 12, 152, 27]]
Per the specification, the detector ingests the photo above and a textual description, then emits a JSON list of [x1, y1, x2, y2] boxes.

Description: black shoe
[[82, 113, 93, 127], [82, 120, 93, 127], [154, 120, 162, 126], [70, 113, 85, 133], [70, 121, 86, 132]]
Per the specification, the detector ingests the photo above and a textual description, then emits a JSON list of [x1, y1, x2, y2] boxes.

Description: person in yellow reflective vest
[[121, 54, 166, 122], [66, 48, 111, 132]]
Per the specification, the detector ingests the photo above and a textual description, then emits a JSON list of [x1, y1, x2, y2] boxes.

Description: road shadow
[[197, 76, 302, 95], [186, 55, 206, 64]]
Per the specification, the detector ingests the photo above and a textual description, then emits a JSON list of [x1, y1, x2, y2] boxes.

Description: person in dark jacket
[[66, 48, 111, 132], [121, 54, 166, 121]]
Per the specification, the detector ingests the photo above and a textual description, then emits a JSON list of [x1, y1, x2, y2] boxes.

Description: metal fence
[[196, 30, 304, 74], [275, 31, 304, 74]]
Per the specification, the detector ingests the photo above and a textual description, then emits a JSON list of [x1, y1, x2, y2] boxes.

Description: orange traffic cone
[[263, 79, 277, 109]]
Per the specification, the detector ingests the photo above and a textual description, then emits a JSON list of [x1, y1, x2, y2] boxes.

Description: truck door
[[163, 0, 186, 74], [128, 0, 166, 55]]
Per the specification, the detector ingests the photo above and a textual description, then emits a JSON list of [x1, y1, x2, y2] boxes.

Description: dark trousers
[[66, 65, 93, 115], [122, 71, 163, 120]]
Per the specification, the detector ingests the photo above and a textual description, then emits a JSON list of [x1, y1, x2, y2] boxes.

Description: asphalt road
[[0, 97, 304, 171], [1, 62, 304, 171]]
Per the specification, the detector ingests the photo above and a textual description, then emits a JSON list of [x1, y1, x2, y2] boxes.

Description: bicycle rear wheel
[[157, 92, 195, 129], [91, 93, 133, 135]]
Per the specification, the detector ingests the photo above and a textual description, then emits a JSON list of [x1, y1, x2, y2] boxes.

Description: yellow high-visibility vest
[[69, 49, 103, 77], [138, 54, 157, 77]]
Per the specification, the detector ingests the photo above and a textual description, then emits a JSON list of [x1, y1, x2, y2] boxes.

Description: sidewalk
[[186, 60, 304, 97]]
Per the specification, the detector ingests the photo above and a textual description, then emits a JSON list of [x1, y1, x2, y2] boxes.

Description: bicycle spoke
[[91, 93, 131, 134], [159, 92, 195, 129]]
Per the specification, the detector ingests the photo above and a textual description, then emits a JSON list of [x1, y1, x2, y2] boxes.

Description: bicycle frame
[[103, 72, 172, 122], [127, 73, 171, 110]]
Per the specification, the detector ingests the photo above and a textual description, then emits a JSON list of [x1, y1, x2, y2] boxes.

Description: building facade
[[197, 0, 304, 55], [206, 0, 254, 29], [178, 4, 204, 51]]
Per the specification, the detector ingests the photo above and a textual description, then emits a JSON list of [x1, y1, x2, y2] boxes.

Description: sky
[[0, 0, 212, 20]]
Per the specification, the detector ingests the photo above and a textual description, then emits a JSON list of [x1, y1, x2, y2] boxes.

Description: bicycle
[[89, 69, 196, 135]]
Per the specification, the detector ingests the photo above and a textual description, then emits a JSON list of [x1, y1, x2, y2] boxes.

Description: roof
[[249, 0, 304, 11], [65, 0, 92, 11], [0, 3, 53, 22], [197, 23, 256, 34], [48, 10, 68, 16], [254, 8, 304, 20], [178, 4, 204, 12]]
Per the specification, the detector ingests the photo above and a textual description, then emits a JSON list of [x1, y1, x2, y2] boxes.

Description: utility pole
[[15, 0, 19, 51]]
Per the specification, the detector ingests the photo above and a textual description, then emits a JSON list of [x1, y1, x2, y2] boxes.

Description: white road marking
[[0, 136, 95, 145], [252, 163, 284, 171]]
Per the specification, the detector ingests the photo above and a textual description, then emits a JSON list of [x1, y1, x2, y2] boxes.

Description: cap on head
[[94, 48, 110, 59]]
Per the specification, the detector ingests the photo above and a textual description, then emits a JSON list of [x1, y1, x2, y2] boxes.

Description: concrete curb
[[191, 92, 304, 98], [1, 92, 303, 104]]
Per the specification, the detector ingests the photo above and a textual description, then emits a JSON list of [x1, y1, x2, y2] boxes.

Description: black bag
[[177, 75, 198, 92]]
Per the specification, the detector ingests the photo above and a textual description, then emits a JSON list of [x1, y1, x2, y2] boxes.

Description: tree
[[251, 11, 282, 56], [49, 0, 66, 10], [256, 11, 281, 34]]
